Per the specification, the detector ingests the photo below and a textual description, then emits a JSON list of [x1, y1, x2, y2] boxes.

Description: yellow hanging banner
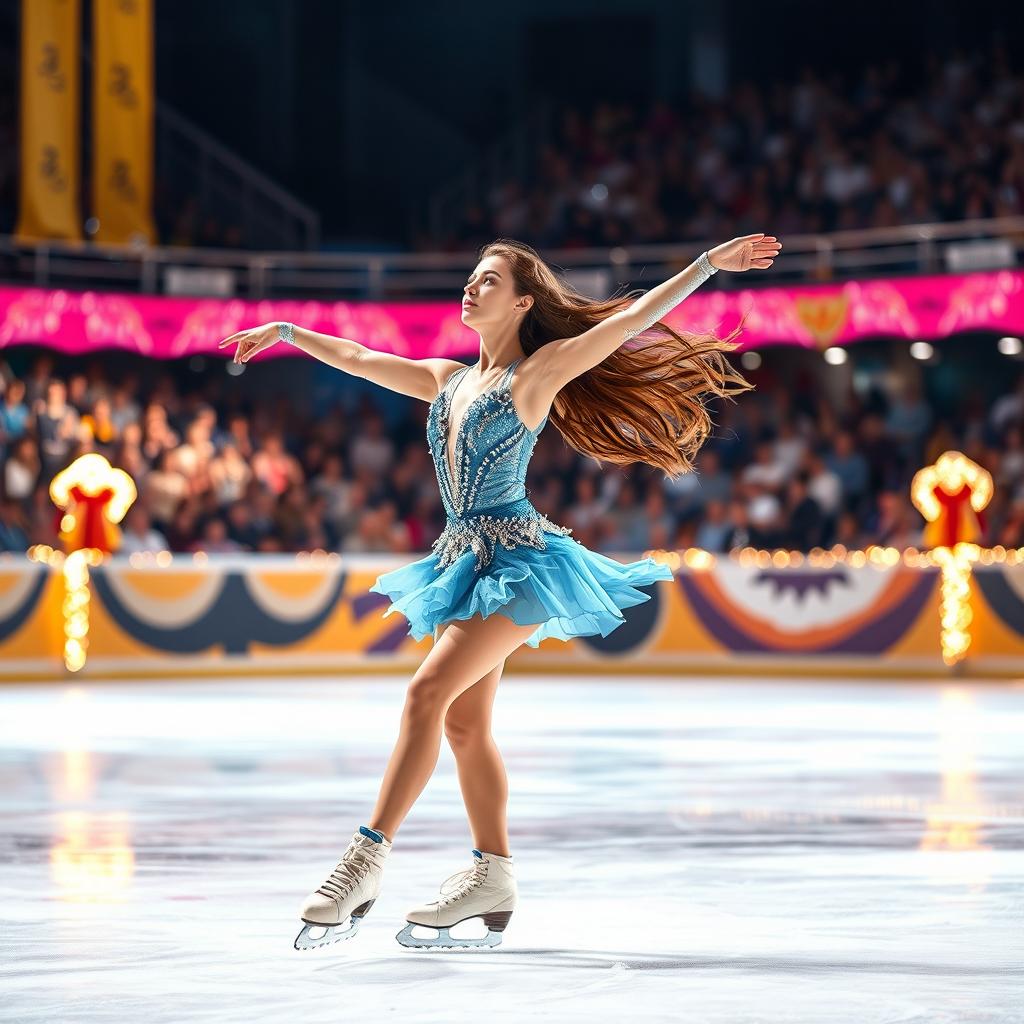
[[92, 0, 157, 245], [15, 0, 83, 243]]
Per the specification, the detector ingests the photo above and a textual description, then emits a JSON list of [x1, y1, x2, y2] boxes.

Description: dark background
[[1, 0, 1023, 246]]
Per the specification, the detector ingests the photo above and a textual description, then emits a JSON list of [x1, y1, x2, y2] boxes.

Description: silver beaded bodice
[[426, 357, 573, 571]]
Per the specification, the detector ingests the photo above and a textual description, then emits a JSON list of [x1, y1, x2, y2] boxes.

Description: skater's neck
[[469, 321, 526, 372]]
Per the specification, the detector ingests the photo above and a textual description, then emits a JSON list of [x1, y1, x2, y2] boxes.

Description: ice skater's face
[[462, 256, 532, 325]]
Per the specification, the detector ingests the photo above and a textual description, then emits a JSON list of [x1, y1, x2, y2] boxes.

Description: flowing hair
[[480, 238, 755, 481]]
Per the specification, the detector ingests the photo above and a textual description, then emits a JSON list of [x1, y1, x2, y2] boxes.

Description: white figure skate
[[294, 826, 392, 950], [396, 849, 517, 950]]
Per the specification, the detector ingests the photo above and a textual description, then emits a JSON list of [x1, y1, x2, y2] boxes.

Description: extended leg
[[443, 654, 510, 858], [367, 612, 537, 842], [398, 660, 520, 951]]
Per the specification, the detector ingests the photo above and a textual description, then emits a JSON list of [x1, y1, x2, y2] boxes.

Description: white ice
[[0, 676, 1022, 1023]]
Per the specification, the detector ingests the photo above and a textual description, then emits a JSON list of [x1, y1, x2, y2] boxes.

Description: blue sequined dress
[[369, 357, 674, 648]]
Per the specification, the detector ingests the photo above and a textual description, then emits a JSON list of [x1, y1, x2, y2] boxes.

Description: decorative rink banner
[[91, 0, 157, 246], [15, 0, 83, 243], [1, 554, 1022, 681], [1, 269, 1023, 358]]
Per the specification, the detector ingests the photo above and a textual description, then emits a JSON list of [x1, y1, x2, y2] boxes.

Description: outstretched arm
[[620, 250, 719, 341], [532, 233, 781, 393], [218, 324, 464, 403]]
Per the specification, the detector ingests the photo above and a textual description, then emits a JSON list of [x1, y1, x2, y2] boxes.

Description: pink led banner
[[0, 269, 1021, 360]]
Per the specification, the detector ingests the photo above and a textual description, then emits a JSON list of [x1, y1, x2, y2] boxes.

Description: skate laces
[[318, 839, 379, 899], [438, 861, 488, 906]]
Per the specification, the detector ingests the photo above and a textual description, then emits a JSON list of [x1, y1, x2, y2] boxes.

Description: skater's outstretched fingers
[[708, 232, 783, 272], [217, 322, 280, 364]]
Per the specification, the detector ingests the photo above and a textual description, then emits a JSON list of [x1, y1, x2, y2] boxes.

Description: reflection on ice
[[50, 811, 134, 903]]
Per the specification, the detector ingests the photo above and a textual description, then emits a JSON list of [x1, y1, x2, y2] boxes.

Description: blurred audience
[[431, 43, 1024, 253], [2, 349, 1024, 557]]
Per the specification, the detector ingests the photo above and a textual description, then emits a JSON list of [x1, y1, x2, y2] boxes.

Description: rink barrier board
[[1, 554, 1022, 680]]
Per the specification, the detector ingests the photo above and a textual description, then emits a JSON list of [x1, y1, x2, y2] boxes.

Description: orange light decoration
[[59, 548, 104, 673], [911, 450, 992, 550], [911, 451, 994, 667], [931, 543, 978, 667], [47, 454, 137, 672], [49, 453, 137, 554]]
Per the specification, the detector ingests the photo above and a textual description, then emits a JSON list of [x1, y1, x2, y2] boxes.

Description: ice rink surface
[[1, 674, 1022, 1024]]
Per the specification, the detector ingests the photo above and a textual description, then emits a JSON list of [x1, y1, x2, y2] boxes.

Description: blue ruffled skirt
[[368, 533, 674, 648]]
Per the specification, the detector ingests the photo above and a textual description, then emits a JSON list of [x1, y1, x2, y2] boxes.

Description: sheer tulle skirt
[[369, 533, 673, 648]]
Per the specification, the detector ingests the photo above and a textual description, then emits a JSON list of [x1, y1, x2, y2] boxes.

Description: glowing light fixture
[[48, 454, 137, 672], [910, 451, 993, 666]]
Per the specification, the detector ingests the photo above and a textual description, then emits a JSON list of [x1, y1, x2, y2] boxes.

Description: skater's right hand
[[218, 323, 281, 364]]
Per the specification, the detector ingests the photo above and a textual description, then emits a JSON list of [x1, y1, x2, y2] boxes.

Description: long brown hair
[[481, 238, 754, 480]]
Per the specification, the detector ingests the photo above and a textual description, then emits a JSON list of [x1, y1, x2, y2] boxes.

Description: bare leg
[[442, 650, 511, 857], [367, 612, 536, 842]]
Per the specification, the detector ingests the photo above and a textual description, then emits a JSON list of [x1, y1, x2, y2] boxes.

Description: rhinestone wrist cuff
[[278, 322, 296, 345]]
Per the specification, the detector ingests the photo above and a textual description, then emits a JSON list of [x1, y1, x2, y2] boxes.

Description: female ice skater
[[219, 233, 780, 951]]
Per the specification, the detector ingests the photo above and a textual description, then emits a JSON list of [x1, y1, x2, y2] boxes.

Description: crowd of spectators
[[436, 43, 1024, 253], [2, 350, 1023, 558]]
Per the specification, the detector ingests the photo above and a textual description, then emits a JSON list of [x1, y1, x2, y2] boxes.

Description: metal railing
[[425, 99, 555, 241], [1, 217, 1022, 302], [154, 102, 321, 252]]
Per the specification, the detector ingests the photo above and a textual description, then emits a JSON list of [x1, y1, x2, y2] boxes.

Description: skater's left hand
[[708, 233, 782, 272], [218, 322, 280, 364]]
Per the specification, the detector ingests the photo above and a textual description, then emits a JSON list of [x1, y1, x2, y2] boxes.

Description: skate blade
[[294, 918, 361, 950], [395, 921, 502, 950]]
